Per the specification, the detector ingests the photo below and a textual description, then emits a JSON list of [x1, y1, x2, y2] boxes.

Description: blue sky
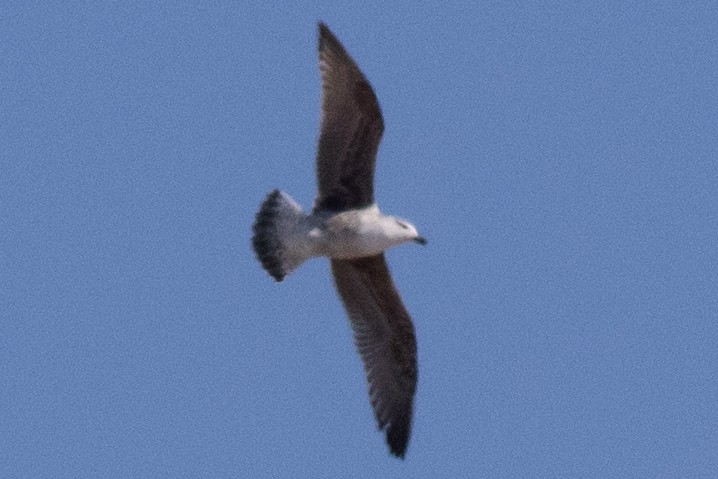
[[3, 2, 717, 477]]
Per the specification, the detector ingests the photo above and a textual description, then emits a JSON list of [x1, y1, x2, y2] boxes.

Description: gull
[[252, 22, 426, 458]]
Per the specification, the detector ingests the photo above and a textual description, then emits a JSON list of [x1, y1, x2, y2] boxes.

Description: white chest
[[309, 207, 397, 259]]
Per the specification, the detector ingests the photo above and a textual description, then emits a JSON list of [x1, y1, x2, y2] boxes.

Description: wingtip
[[386, 414, 412, 459], [383, 402, 413, 459], [318, 21, 331, 41], [317, 22, 344, 53]]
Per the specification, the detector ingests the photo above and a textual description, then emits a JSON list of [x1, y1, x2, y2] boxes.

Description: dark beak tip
[[415, 236, 427, 246]]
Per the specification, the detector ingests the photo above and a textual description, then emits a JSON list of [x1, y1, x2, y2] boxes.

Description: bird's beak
[[414, 236, 427, 246]]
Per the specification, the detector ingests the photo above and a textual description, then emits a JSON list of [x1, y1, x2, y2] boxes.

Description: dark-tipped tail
[[252, 190, 308, 281]]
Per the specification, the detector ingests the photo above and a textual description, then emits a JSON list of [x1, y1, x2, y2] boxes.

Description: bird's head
[[385, 216, 427, 246]]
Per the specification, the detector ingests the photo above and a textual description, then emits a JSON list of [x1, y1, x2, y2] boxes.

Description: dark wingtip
[[386, 417, 411, 459], [384, 407, 412, 459], [318, 22, 330, 45], [318, 22, 344, 55]]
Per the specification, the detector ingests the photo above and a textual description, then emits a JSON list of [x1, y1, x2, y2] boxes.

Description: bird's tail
[[252, 190, 311, 282]]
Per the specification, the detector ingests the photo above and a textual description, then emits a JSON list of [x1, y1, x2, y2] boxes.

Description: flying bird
[[252, 22, 426, 458]]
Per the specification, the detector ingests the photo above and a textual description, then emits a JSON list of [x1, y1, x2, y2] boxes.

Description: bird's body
[[252, 23, 425, 458]]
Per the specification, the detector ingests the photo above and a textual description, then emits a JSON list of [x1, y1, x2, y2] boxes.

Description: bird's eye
[[396, 221, 409, 229]]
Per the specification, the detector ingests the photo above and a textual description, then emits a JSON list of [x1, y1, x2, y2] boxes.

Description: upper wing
[[330, 254, 418, 458], [314, 23, 384, 212]]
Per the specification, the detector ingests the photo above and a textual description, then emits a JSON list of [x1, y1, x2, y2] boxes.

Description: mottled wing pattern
[[331, 254, 418, 458], [314, 23, 384, 212]]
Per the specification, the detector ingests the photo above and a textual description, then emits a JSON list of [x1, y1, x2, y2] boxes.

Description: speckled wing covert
[[314, 22, 384, 212]]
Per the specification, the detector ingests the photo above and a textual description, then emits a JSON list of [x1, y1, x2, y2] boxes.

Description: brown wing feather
[[315, 23, 384, 212], [331, 254, 418, 458]]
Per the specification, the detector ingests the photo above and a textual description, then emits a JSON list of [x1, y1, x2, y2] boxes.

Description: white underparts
[[253, 192, 418, 281]]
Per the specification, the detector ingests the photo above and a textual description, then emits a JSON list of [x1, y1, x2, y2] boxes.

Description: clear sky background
[[3, 2, 717, 477]]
